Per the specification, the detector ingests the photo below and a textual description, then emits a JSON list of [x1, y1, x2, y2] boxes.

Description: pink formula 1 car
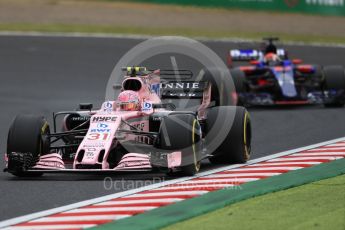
[[4, 67, 251, 177]]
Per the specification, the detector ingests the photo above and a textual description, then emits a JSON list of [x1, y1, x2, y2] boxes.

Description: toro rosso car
[[4, 67, 251, 177], [228, 38, 345, 106]]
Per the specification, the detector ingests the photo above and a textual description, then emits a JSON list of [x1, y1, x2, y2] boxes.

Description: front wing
[[238, 91, 343, 106], [4, 151, 182, 175]]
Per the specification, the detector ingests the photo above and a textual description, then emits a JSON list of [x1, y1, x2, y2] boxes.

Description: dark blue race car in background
[[228, 38, 345, 107]]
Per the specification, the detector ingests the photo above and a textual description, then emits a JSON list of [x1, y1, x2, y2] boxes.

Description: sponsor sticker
[[83, 143, 105, 148], [90, 122, 111, 137], [87, 133, 110, 141], [143, 101, 152, 110], [306, 0, 344, 6], [161, 82, 202, 89], [85, 152, 94, 158], [101, 101, 115, 112], [141, 101, 153, 113], [97, 123, 108, 128], [92, 116, 117, 122], [71, 116, 90, 121], [151, 83, 160, 95]]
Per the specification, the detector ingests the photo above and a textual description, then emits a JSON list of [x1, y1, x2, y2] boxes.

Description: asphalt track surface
[[0, 35, 345, 222]]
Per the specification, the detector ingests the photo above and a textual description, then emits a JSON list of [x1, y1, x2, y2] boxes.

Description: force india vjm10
[[228, 38, 345, 107], [4, 67, 251, 177]]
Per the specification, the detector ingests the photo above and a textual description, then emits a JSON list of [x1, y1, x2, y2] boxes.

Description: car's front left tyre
[[156, 113, 202, 176]]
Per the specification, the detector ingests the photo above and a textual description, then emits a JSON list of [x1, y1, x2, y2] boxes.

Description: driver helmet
[[264, 44, 277, 54], [264, 53, 280, 65], [117, 90, 140, 111]]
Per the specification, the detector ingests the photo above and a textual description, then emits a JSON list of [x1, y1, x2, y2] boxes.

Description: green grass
[[163, 174, 345, 230], [1, 23, 345, 44]]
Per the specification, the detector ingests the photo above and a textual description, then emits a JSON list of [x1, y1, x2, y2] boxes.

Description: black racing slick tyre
[[323, 65, 345, 107], [7, 115, 50, 176], [206, 106, 251, 164], [230, 69, 247, 106], [157, 114, 202, 176]]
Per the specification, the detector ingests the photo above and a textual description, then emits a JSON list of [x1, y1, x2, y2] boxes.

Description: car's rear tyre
[[323, 65, 345, 107], [7, 115, 50, 177], [157, 114, 202, 176], [206, 106, 251, 164], [230, 69, 247, 106]]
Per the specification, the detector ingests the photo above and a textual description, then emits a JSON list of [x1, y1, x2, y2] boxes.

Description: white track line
[[0, 31, 344, 48], [1, 136, 345, 228]]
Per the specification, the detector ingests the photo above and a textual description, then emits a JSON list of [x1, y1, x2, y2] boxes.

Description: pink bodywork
[[30, 71, 187, 171], [72, 73, 162, 170], [7, 69, 213, 172]]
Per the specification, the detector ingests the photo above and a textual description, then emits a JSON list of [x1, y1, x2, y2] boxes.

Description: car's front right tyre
[[7, 114, 50, 176]]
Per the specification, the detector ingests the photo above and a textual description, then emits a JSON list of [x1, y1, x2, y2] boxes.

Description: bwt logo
[[97, 123, 108, 128], [91, 123, 111, 133], [91, 128, 111, 133], [104, 101, 113, 109], [143, 102, 152, 109]]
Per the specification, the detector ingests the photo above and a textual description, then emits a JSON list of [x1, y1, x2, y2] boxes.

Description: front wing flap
[[4, 151, 182, 175]]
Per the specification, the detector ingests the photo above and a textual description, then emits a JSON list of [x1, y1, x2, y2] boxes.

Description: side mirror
[[79, 103, 93, 111], [292, 59, 302, 64]]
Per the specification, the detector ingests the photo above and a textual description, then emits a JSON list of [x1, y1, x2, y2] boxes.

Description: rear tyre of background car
[[7, 115, 50, 177], [206, 106, 251, 164], [323, 65, 345, 107], [156, 114, 202, 176]]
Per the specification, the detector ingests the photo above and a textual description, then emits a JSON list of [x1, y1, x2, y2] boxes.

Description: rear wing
[[229, 49, 288, 61], [161, 81, 208, 99], [158, 69, 193, 79], [121, 67, 193, 79]]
